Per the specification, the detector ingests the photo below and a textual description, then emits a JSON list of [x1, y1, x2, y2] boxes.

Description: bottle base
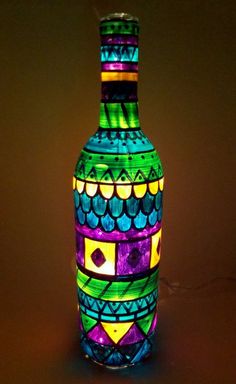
[[84, 353, 135, 369], [80, 332, 155, 369], [84, 351, 153, 370]]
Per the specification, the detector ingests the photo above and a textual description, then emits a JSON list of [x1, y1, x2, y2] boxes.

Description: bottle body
[[73, 14, 164, 368]]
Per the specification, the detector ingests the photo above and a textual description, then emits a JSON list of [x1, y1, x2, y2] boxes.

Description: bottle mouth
[[100, 12, 139, 23]]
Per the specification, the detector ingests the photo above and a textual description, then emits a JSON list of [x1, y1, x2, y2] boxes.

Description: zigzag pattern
[[101, 45, 138, 62], [75, 150, 163, 184], [78, 289, 158, 321]]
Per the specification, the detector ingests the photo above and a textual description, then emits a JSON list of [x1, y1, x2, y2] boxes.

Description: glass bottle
[[73, 13, 164, 368]]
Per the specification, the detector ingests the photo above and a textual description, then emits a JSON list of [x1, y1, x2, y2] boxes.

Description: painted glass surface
[[73, 13, 164, 368]]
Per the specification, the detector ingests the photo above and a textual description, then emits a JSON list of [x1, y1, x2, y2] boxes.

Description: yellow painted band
[[133, 183, 147, 198], [99, 184, 114, 199], [101, 72, 138, 82], [75, 179, 164, 199], [159, 177, 164, 191]]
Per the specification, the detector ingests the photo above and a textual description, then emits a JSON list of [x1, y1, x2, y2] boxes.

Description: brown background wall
[[1, 1, 235, 383]]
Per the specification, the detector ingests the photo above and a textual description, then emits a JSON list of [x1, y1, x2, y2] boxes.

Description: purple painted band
[[101, 35, 138, 46], [75, 221, 161, 242], [101, 81, 138, 102], [101, 62, 138, 72]]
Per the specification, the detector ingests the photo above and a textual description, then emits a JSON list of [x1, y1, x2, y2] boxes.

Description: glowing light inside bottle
[[73, 14, 164, 368]]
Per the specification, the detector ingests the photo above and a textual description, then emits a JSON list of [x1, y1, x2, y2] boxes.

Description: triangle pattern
[[77, 163, 85, 178], [92, 343, 113, 362], [96, 300, 106, 311], [131, 339, 151, 364], [128, 301, 139, 312], [119, 324, 144, 346], [101, 321, 134, 344], [90, 299, 101, 312], [119, 341, 143, 360], [116, 305, 128, 315], [137, 312, 155, 335], [80, 337, 94, 357], [80, 333, 155, 366], [108, 302, 122, 314], [134, 169, 146, 183], [148, 166, 158, 180], [87, 323, 113, 345], [83, 296, 90, 307], [101, 169, 114, 182], [116, 169, 132, 183], [103, 302, 117, 315], [149, 312, 158, 334], [105, 351, 124, 366], [137, 298, 148, 310], [87, 166, 97, 180], [123, 301, 133, 309], [81, 312, 97, 333]]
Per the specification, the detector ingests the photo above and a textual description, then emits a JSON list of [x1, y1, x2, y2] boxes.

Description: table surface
[[2, 272, 236, 384]]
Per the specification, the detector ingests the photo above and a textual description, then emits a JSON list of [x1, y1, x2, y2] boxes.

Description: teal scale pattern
[[74, 189, 163, 231]]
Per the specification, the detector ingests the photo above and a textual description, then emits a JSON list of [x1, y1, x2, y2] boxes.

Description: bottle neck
[[99, 19, 140, 130]]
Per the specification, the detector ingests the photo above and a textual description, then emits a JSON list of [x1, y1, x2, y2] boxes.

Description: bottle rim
[[100, 13, 139, 23]]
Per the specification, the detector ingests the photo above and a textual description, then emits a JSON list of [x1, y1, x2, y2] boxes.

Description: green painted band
[[100, 21, 139, 36], [75, 149, 163, 184], [99, 102, 140, 129], [77, 268, 159, 301]]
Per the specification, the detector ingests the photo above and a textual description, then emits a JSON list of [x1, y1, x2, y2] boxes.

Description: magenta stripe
[[101, 62, 138, 72], [75, 222, 161, 242], [101, 35, 138, 46]]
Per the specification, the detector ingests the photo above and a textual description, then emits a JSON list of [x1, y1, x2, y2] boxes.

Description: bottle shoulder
[[74, 129, 163, 184], [84, 129, 154, 154]]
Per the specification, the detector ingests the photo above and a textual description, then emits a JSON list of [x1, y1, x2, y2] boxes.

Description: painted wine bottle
[[73, 13, 164, 368]]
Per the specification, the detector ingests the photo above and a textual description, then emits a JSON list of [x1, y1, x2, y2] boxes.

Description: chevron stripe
[[101, 46, 138, 62]]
